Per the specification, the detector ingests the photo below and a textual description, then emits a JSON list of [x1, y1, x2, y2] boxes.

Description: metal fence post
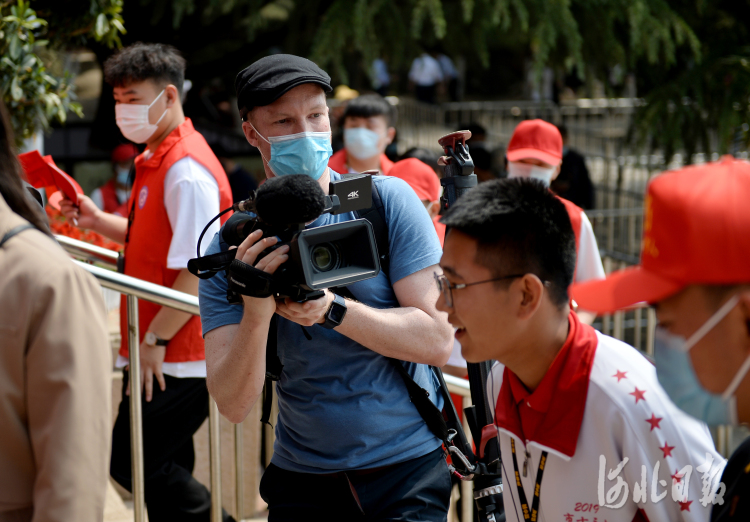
[[235, 423, 245, 521], [126, 295, 146, 522], [461, 395, 474, 522], [634, 307, 643, 351], [209, 397, 223, 522], [646, 308, 657, 357]]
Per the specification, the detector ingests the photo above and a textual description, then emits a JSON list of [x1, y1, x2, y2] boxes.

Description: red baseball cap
[[112, 143, 139, 164], [506, 119, 562, 166], [388, 158, 440, 202], [571, 156, 750, 313]]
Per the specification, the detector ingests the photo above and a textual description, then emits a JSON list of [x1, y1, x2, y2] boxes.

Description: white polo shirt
[[486, 313, 725, 522]]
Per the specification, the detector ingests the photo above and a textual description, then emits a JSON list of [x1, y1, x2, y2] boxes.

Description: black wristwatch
[[144, 331, 168, 346], [321, 294, 347, 329]]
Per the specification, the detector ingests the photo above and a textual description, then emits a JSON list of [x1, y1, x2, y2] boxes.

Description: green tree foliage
[[129, 0, 697, 87], [0, 0, 125, 147], [633, 1, 750, 159]]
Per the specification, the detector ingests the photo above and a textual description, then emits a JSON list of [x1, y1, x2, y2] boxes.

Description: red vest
[[328, 149, 395, 175], [557, 195, 584, 282], [557, 196, 582, 251], [119, 119, 232, 362], [100, 179, 129, 216]]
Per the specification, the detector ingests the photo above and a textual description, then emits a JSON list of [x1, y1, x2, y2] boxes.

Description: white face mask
[[115, 89, 168, 144], [507, 161, 557, 187]]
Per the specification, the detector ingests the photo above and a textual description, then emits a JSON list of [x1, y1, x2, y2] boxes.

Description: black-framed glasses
[[434, 272, 525, 308]]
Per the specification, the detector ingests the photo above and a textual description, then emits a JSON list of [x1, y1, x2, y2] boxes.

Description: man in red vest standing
[[60, 43, 233, 521], [506, 119, 605, 324]]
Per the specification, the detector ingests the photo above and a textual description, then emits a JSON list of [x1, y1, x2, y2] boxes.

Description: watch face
[[329, 303, 346, 324], [145, 332, 156, 345]]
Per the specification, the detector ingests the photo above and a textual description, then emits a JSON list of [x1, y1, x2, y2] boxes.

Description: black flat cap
[[235, 54, 332, 115]]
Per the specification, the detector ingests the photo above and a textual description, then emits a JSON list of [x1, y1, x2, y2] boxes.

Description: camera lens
[[311, 243, 338, 272]]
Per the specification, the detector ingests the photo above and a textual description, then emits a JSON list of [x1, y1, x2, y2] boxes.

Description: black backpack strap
[[261, 315, 282, 426], [353, 178, 389, 278], [332, 287, 449, 445], [0, 224, 35, 248], [390, 359, 450, 445]]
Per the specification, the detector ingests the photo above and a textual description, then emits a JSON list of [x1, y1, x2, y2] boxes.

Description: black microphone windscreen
[[254, 175, 326, 226]]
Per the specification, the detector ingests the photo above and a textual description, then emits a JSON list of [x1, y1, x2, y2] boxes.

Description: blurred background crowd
[[6, 0, 750, 215]]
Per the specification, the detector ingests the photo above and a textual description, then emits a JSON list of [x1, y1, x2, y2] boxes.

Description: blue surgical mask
[[115, 166, 131, 186], [508, 161, 557, 187], [654, 294, 750, 426], [251, 123, 332, 180], [344, 127, 381, 160]]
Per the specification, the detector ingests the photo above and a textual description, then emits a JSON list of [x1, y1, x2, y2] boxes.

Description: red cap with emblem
[[506, 119, 563, 166], [571, 156, 750, 313]]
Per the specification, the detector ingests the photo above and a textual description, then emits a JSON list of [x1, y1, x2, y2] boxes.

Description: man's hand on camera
[[231, 229, 289, 321], [276, 290, 335, 327]]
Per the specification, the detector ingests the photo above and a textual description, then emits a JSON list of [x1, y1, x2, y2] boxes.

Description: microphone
[[222, 174, 326, 246], [256, 174, 326, 226]]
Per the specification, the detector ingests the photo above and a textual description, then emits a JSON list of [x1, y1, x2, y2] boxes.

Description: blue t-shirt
[[199, 170, 445, 473]]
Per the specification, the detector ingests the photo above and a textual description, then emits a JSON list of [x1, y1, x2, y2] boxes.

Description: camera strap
[[187, 249, 237, 279], [261, 314, 282, 426]]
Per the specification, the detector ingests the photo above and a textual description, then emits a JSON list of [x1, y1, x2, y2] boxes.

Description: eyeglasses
[[434, 271, 526, 308]]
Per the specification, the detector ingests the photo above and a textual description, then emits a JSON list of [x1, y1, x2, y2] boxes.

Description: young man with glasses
[[436, 178, 722, 521]]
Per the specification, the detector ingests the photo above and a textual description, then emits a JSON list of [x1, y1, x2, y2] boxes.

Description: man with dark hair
[[436, 178, 722, 521], [571, 157, 750, 520], [200, 54, 454, 521], [103, 42, 187, 97], [328, 93, 396, 175], [60, 42, 233, 522], [551, 124, 595, 209]]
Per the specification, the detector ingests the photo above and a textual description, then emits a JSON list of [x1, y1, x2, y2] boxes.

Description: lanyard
[[510, 438, 548, 522]]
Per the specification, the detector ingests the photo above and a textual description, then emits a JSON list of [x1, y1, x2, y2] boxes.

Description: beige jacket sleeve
[[26, 250, 112, 522], [0, 202, 112, 522]]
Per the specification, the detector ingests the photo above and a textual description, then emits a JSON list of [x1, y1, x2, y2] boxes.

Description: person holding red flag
[[60, 43, 233, 522], [571, 156, 750, 521]]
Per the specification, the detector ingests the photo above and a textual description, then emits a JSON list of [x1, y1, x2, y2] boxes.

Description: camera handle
[[438, 130, 505, 522], [439, 130, 478, 214]]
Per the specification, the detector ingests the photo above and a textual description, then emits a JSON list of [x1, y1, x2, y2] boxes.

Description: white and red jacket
[[487, 312, 724, 522]]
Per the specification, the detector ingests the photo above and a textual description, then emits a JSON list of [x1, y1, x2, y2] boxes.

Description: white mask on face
[[507, 161, 557, 187], [115, 89, 168, 144]]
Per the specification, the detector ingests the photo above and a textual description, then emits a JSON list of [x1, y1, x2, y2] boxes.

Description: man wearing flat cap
[[199, 54, 454, 520]]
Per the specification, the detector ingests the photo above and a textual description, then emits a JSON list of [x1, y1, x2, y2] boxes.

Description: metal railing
[[58, 237, 236, 522]]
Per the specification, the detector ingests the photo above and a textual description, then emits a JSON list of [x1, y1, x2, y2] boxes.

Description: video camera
[[189, 173, 381, 303]]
